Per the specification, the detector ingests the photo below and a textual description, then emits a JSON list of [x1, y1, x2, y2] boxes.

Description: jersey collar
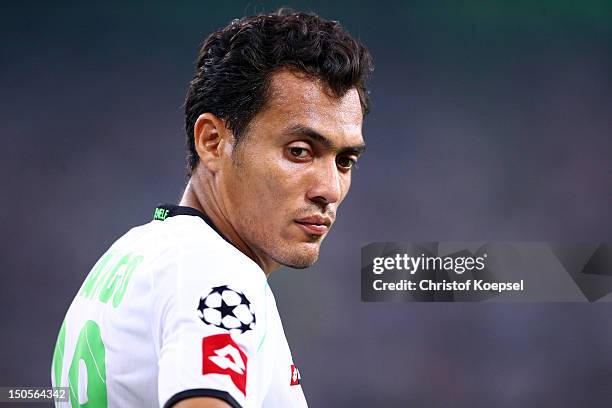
[[153, 203, 234, 248]]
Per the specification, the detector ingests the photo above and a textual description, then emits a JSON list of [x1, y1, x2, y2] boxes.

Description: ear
[[193, 113, 233, 173]]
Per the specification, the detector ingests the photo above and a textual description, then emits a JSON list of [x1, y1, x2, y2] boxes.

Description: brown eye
[[289, 147, 309, 159], [336, 156, 356, 169]]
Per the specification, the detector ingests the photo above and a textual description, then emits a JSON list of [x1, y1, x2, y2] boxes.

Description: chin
[[274, 243, 320, 269]]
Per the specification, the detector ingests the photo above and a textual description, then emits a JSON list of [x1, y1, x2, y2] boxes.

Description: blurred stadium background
[[1, 1, 611, 407]]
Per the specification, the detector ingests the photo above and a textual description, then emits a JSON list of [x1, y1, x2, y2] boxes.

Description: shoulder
[[150, 215, 264, 286], [146, 215, 268, 317]]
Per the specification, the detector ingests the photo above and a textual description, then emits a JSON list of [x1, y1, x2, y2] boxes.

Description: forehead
[[260, 70, 364, 144]]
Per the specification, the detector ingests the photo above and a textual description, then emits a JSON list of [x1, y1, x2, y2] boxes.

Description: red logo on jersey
[[202, 334, 248, 395], [290, 364, 301, 386]]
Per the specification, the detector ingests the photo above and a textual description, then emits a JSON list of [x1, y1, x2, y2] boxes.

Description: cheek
[[261, 167, 300, 202], [235, 159, 300, 212], [340, 175, 352, 200], [258, 155, 305, 195]]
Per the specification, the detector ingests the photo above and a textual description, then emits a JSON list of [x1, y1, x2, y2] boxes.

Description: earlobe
[[193, 113, 231, 172]]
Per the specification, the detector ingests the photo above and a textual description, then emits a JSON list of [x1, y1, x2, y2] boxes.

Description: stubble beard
[[259, 232, 322, 269], [241, 218, 322, 270], [271, 243, 320, 269]]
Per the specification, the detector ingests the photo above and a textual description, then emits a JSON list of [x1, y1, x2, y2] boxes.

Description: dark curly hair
[[184, 8, 374, 175]]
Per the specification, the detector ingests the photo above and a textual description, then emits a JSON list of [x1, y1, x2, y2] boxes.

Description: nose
[[306, 158, 342, 207]]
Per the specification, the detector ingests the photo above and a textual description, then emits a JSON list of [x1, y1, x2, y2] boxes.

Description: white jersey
[[51, 204, 308, 408]]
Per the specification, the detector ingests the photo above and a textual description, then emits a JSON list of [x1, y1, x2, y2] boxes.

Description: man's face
[[219, 70, 365, 270]]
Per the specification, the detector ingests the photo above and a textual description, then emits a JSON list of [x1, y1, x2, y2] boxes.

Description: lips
[[295, 215, 332, 236]]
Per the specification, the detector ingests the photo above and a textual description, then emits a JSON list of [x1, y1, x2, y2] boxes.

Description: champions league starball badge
[[197, 285, 256, 334]]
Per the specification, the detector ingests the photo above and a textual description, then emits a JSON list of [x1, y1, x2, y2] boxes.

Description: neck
[[179, 175, 279, 276]]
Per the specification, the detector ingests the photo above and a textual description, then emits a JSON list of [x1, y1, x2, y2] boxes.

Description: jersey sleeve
[[151, 241, 269, 408]]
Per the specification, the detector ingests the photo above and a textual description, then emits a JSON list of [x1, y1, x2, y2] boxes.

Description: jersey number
[[53, 320, 108, 407]]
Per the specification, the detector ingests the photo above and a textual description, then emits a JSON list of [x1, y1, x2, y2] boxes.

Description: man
[[51, 8, 372, 408]]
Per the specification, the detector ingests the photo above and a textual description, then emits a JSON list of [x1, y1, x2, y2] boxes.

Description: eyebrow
[[285, 124, 366, 156]]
